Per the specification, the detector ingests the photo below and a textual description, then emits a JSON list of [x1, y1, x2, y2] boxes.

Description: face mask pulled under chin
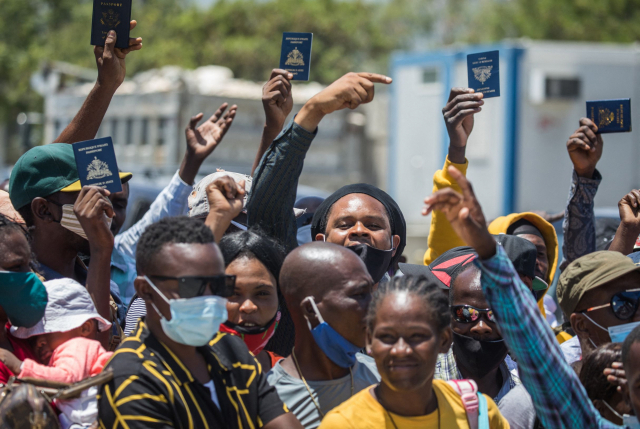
[[303, 296, 361, 368], [346, 243, 394, 284], [452, 331, 508, 378], [58, 204, 112, 240], [220, 311, 281, 355], [145, 276, 228, 347]]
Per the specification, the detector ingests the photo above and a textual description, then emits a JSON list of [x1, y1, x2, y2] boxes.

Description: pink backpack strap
[[446, 379, 479, 429]]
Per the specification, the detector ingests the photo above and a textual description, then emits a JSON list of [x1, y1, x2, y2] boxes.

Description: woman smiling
[[219, 229, 286, 370], [319, 275, 509, 428]]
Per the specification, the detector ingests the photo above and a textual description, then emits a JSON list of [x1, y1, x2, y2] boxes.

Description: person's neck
[[456, 358, 503, 399], [147, 316, 208, 381], [375, 380, 437, 417], [287, 333, 350, 381], [32, 235, 79, 280]]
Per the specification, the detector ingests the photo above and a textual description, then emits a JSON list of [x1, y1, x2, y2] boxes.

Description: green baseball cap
[[557, 251, 640, 317], [9, 144, 132, 210]]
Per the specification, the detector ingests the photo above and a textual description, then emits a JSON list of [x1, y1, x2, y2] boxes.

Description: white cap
[[11, 278, 111, 339], [188, 172, 253, 219]]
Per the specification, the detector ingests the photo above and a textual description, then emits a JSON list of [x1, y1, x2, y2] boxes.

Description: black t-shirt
[[98, 320, 287, 428]]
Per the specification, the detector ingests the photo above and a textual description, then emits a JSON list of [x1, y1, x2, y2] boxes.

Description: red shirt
[[0, 323, 37, 384]]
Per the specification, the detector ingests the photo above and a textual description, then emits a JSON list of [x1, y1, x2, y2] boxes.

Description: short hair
[[366, 275, 450, 334], [622, 324, 640, 371], [136, 216, 215, 274], [219, 228, 285, 284], [0, 213, 39, 273], [579, 343, 622, 404]]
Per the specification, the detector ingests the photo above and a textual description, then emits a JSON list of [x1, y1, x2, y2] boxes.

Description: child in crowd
[[0, 277, 112, 428]]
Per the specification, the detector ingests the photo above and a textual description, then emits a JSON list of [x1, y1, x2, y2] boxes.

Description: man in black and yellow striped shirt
[[98, 216, 301, 428]]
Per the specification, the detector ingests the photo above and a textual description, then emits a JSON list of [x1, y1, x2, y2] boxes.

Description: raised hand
[[443, 88, 484, 163], [296, 72, 392, 131], [422, 166, 496, 258], [263, 69, 294, 132], [94, 20, 143, 91], [204, 176, 246, 242], [181, 103, 238, 184], [619, 190, 640, 230], [566, 118, 603, 179], [74, 186, 115, 249]]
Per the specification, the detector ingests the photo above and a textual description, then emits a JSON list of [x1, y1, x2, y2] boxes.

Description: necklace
[[291, 347, 354, 418], [378, 386, 440, 429]]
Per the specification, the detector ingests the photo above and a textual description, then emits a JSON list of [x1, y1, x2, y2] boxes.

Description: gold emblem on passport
[[101, 9, 121, 28], [472, 66, 493, 85], [285, 48, 305, 67], [598, 108, 615, 128], [86, 157, 113, 181]]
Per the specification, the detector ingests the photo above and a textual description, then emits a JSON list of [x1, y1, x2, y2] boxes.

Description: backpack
[[446, 379, 490, 429]]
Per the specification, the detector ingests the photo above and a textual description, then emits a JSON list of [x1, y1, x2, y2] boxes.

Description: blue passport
[[467, 51, 500, 98], [586, 99, 632, 133], [279, 32, 313, 81], [72, 137, 122, 193], [91, 0, 132, 50]]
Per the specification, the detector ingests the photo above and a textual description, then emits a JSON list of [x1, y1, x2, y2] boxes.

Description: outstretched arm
[[247, 72, 391, 252], [423, 88, 483, 264], [609, 189, 640, 255], [423, 167, 621, 429], [560, 118, 603, 270], [54, 22, 142, 144]]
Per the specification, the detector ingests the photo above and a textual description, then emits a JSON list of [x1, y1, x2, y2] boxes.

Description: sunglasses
[[582, 288, 640, 321], [451, 305, 495, 323], [147, 275, 236, 299]]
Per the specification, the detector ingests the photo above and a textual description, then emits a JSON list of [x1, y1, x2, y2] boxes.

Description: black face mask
[[347, 243, 394, 284], [452, 331, 508, 378]]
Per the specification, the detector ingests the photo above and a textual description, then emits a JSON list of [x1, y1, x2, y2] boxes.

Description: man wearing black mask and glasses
[[557, 251, 640, 374], [98, 216, 302, 429], [432, 235, 538, 428]]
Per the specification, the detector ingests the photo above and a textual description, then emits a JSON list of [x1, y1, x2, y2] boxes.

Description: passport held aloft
[[72, 137, 122, 194], [587, 99, 632, 133], [467, 50, 500, 98], [91, 0, 132, 50], [279, 32, 313, 81]]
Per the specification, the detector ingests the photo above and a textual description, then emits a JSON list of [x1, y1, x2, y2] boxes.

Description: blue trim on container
[[502, 48, 525, 215]]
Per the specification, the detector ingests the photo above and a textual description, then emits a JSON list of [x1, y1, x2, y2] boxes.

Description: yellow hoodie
[[422, 157, 559, 318], [488, 213, 559, 317]]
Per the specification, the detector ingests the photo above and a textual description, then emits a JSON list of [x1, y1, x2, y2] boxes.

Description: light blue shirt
[[111, 171, 193, 307]]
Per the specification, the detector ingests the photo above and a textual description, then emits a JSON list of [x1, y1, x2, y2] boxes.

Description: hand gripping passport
[[91, 0, 132, 49]]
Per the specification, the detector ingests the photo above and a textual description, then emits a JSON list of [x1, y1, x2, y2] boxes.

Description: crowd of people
[[1, 22, 640, 429]]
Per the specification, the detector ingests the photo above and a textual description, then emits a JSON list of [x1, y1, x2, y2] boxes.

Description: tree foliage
[[0, 0, 432, 122]]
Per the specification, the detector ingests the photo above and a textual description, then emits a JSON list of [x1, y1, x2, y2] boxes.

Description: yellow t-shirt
[[318, 379, 510, 429]]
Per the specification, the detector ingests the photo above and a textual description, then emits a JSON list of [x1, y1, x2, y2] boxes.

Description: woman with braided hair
[[319, 275, 509, 428]]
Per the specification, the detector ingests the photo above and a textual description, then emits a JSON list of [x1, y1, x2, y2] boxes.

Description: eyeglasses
[[147, 275, 236, 299], [451, 305, 495, 323], [582, 288, 640, 321]]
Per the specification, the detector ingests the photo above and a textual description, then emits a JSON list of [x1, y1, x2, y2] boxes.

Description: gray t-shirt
[[267, 353, 380, 429], [498, 384, 537, 429]]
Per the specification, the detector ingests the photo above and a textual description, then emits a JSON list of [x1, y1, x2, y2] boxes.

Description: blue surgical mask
[[303, 296, 361, 368], [583, 313, 640, 344], [0, 271, 48, 328], [145, 276, 228, 347], [297, 224, 313, 246]]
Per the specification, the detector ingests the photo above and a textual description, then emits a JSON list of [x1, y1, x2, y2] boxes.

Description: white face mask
[[58, 204, 112, 240], [145, 276, 228, 347]]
